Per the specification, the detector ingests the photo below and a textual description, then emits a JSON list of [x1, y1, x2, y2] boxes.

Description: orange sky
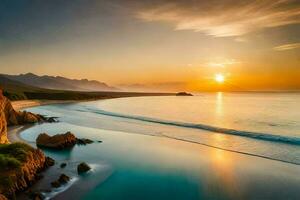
[[0, 0, 299, 92]]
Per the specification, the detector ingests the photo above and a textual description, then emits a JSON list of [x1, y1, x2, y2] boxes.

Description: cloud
[[234, 37, 249, 43], [273, 43, 300, 51], [133, 0, 300, 37], [206, 58, 240, 67]]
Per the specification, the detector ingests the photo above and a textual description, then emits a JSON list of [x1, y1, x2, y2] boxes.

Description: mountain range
[[1, 73, 117, 92]]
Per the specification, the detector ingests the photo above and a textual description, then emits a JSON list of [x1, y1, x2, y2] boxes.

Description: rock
[[77, 138, 94, 145], [0, 89, 57, 132], [28, 191, 45, 200], [46, 117, 58, 123], [77, 162, 91, 174], [0, 90, 54, 198], [0, 194, 8, 200], [97, 140, 103, 143], [22, 111, 40, 123], [33, 192, 45, 200], [51, 180, 61, 188], [51, 174, 70, 188], [0, 144, 51, 199], [58, 174, 70, 184], [36, 132, 77, 149], [60, 163, 67, 168], [176, 92, 193, 96], [0, 91, 9, 144], [45, 157, 55, 167]]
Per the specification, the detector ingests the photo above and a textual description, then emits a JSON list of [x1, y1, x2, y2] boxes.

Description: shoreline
[[7, 99, 92, 200], [7, 98, 300, 200], [12, 99, 85, 111], [7, 125, 32, 144], [8, 99, 83, 143]]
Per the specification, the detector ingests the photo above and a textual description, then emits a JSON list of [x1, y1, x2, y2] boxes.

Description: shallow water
[[21, 93, 300, 199]]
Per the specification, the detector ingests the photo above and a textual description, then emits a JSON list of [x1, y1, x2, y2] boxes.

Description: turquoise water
[[20, 93, 300, 199]]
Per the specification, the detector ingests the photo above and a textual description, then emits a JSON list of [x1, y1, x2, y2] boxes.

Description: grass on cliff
[[0, 142, 34, 170], [0, 143, 35, 196]]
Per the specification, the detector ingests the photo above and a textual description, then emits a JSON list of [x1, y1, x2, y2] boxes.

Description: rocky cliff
[[0, 143, 53, 199], [0, 90, 53, 199], [0, 89, 47, 144], [0, 91, 9, 144]]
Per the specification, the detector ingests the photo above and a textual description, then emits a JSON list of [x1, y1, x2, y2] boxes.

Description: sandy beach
[[8, 100, 79, 143], [11, 99, 81, 111]]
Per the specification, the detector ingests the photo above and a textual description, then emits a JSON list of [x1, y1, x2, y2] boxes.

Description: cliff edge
[[0, 91, 8, 144], [0, 89, 49, 144], [0, 89, 52, 199]]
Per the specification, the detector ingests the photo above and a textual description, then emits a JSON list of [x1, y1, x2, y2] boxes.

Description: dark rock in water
[[77, 138, 94, 145], [51, 180, 61, 188], [45, 117, 58, 123], [97, 140, 103, 143], [77, 162, 91, 174], [28, 191, 45, 200], [58, 174, 70, 184], [50, 174, 70, 188], [60, 163, 67, 168], [176, 92, 193, 96], [45, 157, 55, 167], [36, 132, 77, 149]]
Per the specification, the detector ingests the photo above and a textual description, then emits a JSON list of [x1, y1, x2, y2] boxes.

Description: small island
[[176, 92, 193, 96]]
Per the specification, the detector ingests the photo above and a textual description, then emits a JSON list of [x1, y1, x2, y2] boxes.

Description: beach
[[11, 100, 86, 111], [9, 94, 300, 200], [3, 1, 299, 199]]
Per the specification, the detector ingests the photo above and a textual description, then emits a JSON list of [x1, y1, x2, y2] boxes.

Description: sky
[[0, 0, 300, 91]]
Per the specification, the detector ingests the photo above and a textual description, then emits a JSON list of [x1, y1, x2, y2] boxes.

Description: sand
[[12, 99, 80, 111]]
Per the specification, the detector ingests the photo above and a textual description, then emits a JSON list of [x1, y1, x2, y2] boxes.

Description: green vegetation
[[0, 155, 20, 170], [0, 143, 34, 195], [0, 143, 34, 170]]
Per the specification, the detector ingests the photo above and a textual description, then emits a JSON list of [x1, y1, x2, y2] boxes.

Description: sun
[[215, 73, 225, 83]]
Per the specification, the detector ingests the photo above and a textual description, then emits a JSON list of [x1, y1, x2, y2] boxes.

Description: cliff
[[0, 90, 52, 199], [0, 143, 49, 199], [0, 89, 48, 144], [0, 92, 8, 144]]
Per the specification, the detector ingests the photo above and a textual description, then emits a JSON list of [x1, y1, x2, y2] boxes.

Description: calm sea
[[20, 92, 300, 200]]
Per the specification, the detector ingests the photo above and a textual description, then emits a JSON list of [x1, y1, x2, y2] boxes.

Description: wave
[[76, 107, 300, 146], [160, 134, 300, 165]]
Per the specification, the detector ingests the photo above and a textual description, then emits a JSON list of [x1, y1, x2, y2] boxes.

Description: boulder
[[22, 111, 41, 123], [77, 162, 91, 174], [46, 117, 58, 123], [51, 180, 61, 188], [45, 157, 55, 167], [36, 132, 77, 149], [60, 163, 67, 168], [176, 92, 193, 96], [51, 174, 70, 188], [28, 191, 45, 200], [58, 174, 70, 184], [77, 138, 94, 145]]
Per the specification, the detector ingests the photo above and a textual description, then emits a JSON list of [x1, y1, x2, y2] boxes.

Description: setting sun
[[215, 74, 225, 83]]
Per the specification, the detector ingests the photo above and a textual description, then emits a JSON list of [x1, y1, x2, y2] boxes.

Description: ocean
[[20, 92, 300, 200]]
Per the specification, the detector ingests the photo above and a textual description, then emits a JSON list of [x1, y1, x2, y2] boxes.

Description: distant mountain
[[0, 75, 42, 92], [0, 75, 46, 100], [2, 73, 117, 92]]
